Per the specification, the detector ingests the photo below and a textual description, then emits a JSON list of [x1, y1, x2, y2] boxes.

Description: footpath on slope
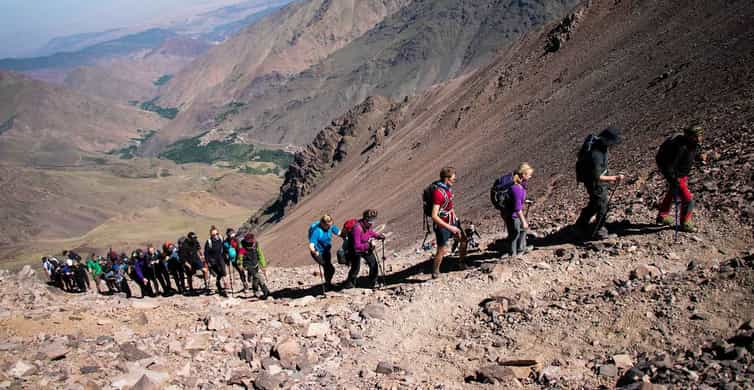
[[0, 201, 752, 390]]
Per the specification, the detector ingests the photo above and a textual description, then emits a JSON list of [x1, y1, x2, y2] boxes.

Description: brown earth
[[0, 159, 282, 269], [0, 71, 167, 166]]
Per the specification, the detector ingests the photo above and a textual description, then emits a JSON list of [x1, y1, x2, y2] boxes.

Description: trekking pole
[[380, 240, 387, 288], [317, 263, 327, 297], [228, 260, 234, 297], [673, 188, 680, 243]]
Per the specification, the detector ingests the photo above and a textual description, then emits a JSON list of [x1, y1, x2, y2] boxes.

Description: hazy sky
[[0, 0, 244, 58]]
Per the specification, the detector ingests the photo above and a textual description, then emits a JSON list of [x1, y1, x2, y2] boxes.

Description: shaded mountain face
[[247, 0, 754, 266], [147, 0, 578, 153], [143, 0, 413, 152], [0, 71, 166, 167]]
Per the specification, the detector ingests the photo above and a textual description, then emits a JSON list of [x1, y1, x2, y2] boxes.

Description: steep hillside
[[157, 0, 411, 107], [210, 0, 580, 145], [250, 0, 754, 266], [0, 71, 166, 166], [143, 0, 412, 152]]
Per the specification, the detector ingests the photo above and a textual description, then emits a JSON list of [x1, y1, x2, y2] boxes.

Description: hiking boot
[[656, 215, 674, 226], [681, 222, 697, 233], [342, 281, 355, 289], [431, 271, 440, 279], [593, 227, 609, 240], [518, 245, 534, 255]]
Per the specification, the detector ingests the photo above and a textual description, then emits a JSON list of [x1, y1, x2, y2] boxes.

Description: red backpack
[[342, 219, 359, 239]]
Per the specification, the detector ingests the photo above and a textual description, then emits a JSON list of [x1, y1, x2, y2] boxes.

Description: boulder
[[9, 360, 35, 378], [375, 362, 394, 374], [304, 322, 329, 338], [612, 354, 634, 369], [273, 338, 302, 369], [185, 332, 211, 351], [630, 265, 661, 280], [119, 342, 151, 361], [360, 303, 388, 320], [41, 340, 70, 360], [475, 365, 518, 384], [205, 312, 231, 331]]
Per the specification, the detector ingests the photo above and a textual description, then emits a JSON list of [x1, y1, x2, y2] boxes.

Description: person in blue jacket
[[308, 214, 342, 290]]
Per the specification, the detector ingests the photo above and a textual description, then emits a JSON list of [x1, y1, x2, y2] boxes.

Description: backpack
[[490, 173, 515, 211], [224, 240, 238, 260], [575, 134, 598, 183], [656, 134, 681, 175], [422, 181, 450, 217], [336, 218, 359, 264]]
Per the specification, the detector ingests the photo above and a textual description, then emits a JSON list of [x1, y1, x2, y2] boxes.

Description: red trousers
[[658, 176, 694, 223]]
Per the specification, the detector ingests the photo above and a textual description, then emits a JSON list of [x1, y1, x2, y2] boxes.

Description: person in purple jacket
[[344, 209, 385, 289], [130, 249, 155, 298], [507, 163, 534, 257]]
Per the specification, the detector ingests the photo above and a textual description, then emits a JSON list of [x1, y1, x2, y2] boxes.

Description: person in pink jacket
[[344, 209, 385, 289]]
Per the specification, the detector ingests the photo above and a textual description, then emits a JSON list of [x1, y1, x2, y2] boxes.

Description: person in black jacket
[[204, 226, 228, 297], [655, 124, 704, 232], [574, 127, 625, 240]]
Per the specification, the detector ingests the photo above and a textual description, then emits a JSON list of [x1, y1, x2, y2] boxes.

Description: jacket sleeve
[[353, 223, 368, 253], [590, 151, 605, 181], [257, 246, 267, 268]]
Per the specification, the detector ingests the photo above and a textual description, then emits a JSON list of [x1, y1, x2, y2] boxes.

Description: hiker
[[505, 163, 534, 257], [574, 127, 625, 240], [60, 259, 75, 292], [204, 226, 229, 296], [163, 241, 185, 294], [308, 215, 342, 290], [146, 245, 173, 295], [180, 232, 209, 294], [73, 259, 89, 292], [224, 228, 248, 292], [41, 256, 56, 282], [655, 124, 704, 233], [344, 209, 385, 289], [130, 250, 155, 298], [85, 254, 103, 293], [240, 233, 270, 299], [428, 167, 468, 279], [112, 254, 132, 298]]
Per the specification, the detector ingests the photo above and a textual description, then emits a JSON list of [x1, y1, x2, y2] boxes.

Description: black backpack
[[490, 173, 515, 211], [656, 134, 681, 174], [422, 181, 450, 217], [575, 134, 598, 183]]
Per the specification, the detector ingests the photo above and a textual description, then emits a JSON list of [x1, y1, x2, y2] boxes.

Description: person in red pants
[[655, 124, 704, 232]]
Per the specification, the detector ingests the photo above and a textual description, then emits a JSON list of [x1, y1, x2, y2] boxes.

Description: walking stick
[[380, 240, 387, 288], [228, 259, 234, 297], [317, 262, 327, 297], [674, 189, 680, 243]]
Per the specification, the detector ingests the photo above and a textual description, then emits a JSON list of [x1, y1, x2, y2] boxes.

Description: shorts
[[434, 220, 460, 248]]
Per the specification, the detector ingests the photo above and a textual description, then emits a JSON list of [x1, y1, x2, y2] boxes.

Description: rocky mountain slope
[[143, 0, 412, 153], [146, 0, 579, 151], [250, 0, 754, 267], [0, 71, 166, 166], [1, 215, 752, 388]]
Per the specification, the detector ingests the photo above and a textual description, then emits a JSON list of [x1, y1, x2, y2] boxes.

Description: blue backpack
[[490, 173, 515, 211]]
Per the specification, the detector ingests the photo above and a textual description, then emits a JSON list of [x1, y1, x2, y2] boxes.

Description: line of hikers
[[40, 124, 704, 296], [41, 227, 270, 299]]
